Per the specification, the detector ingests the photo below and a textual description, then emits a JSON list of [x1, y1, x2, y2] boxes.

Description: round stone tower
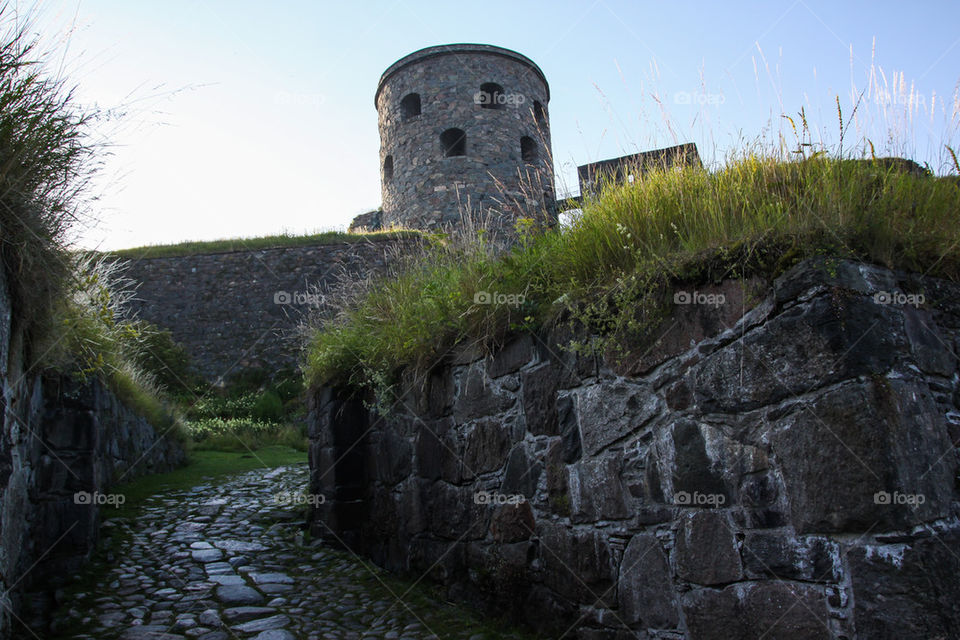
[[375, 44, 555, 233]]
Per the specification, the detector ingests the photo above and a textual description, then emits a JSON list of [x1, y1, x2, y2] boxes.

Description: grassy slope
[[305, 156, 960, 390], [108, 229, 419, 259]]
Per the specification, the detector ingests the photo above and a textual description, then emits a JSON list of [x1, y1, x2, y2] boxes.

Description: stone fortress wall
[[120, 236, 417, 382], [309, 258, 960, 639], [375, 44, 556, 232], [0, 267, 184, 638]]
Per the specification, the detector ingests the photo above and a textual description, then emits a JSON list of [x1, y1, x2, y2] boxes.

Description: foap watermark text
[[274, 290, 325, 306], [474, 291, 525, 307], [274, 491, 326, 506], [873, 291, 925, 307], [674, 491, 726, 507], [874, 490, 925, 506], [74, 491, 125, 507], [474, 490, 526, 505], [674, 290, 725, 307], [473, 91, 526, 107]]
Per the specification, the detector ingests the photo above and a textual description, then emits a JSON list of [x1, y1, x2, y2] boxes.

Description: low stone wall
[[0, 255, 185, 640], [120, 236, 417, 382], [1, 372, 185, 636], [308, 258, 960, 639]]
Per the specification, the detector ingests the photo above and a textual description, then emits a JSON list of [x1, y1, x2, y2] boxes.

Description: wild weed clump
[[0, 7, 99, 367], [48, 253, 188, 436], [304, 147, 960, 395], [0, 8, 194, 437]]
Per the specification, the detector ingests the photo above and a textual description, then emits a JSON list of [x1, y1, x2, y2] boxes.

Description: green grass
[[108, 446, 307, 519], [107, 228, 420, 260], [304, 154, 960, 393], [179, 370, 309, 452]]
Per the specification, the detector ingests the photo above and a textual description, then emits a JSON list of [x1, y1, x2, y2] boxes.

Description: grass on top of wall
[[304, 153, 960, 396], [107, 227, 421, 260]]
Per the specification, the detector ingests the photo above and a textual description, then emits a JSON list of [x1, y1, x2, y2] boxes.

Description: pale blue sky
[[27, 1, 960, 250]]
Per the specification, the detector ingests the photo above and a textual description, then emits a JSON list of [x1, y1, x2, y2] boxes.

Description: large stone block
[[675, 510, 742, 585], [648, 419, 765, 508], [414, 417, 454, 481], [772, 257, 893, 304], [408, 536, 467, 585], [489, 501, 535, 542], [568, 453, 629, 523], [371, 430, 412, 485], [544, 439, 571, 517], [500, 444, 541, 499], [555, 393, 582, 462], [452, 363, 515, 423], [539, 522, 618, 607], [617, 533, 679, 628], [401, 366, 455, 417], [741, 531, 839, 582], [486, 335, 532, 378], [769, 378, 955, 533], [693, 293, 903, 412], [459, 416, 514, 479], [42, 409, 99, 452], [422, 481, 489, 541], [522, 362, 558, 436], [849, 530, 960, 639], [574, 378, 661, 456], [682, 581, 829, 640], [903, 306, 956, 376], [617, 277, 766, 376]]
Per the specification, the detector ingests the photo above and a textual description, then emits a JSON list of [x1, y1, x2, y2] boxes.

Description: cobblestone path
[[48, 465, 532, 640]]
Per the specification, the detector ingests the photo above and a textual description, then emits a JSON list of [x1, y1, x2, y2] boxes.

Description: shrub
[[130, 325, 203, 394], [252, 390, 284, 423]]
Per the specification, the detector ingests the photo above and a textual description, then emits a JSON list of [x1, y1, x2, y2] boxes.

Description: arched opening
[[478, 82, 504, 110], [521, 136, 538, 163], [533, 100, 546, 125], [400, 93, 421, 119], [383, 155, 393, 181], [440, 128, 466, 157]]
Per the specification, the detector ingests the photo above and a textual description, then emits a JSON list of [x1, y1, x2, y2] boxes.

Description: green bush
[[130, 325, 202, 394], [181, 374, 306, 453], [252, 390, 284, 422]]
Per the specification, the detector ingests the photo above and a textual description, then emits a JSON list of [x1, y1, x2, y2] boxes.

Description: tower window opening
[[400, 93, 421, 119], [440, 128, 467, 157], [478, 82, 505, 110], [533, 100, 545, 125], [383, 155, 394, 181], [521, 136, 538, 163]]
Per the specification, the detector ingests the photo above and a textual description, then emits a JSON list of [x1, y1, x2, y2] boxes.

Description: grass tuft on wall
[[303, 153, 960, 396]]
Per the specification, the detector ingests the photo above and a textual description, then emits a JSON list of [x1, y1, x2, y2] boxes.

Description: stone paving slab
[[47, 464, 533, 640]]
